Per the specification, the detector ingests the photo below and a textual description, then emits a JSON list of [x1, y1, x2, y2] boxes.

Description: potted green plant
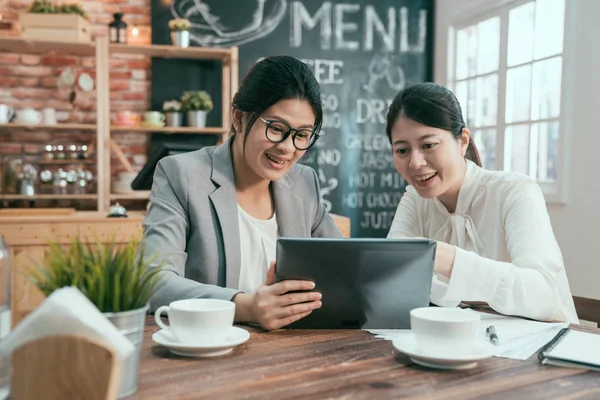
[[27, 236, 162, 398], [163, 99, 182, 128], [168, 18, 191, 48], [181, 90, 213, 128]]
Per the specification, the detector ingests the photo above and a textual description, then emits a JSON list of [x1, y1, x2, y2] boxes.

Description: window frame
[[444, 0, 573, 203]]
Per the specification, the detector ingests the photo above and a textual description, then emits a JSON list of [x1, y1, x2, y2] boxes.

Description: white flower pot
[[187, 110, 207, 128], [165, 112, 182, 127], [170, 30, 190, 48]]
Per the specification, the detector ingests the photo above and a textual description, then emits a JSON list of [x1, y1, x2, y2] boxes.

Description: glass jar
[[109, 13, 128, 44]]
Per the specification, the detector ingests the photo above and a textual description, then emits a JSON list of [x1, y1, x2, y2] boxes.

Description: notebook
[[538, 328, 600, 372]]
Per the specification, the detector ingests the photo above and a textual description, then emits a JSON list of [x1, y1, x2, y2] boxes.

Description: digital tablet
[[275, 238, 436, 329]]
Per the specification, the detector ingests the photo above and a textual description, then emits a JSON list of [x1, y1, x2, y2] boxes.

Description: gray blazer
[[142, 138, 342, 312]]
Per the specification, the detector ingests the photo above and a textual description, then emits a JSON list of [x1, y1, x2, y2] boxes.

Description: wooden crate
[[18, 13, 92, 43]]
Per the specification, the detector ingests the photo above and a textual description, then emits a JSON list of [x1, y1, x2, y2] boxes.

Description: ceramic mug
[[15, 108, 42, 125], [42, 107, 57, 125], [410, 307, 481, 358], [115, 110, 134, 125], [154, 299, 235, 345], [0, 104, 14, 124], [143, 111, 165, 126]]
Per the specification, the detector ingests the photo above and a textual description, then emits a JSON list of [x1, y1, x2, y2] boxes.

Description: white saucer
[[392, 332, 495, 370], [152, 327, 250, 358], [141, 121, 165, 128]]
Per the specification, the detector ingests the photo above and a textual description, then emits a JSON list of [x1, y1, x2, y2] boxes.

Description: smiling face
[[390, 115, 470, 209], [232, 98, 316, 185]]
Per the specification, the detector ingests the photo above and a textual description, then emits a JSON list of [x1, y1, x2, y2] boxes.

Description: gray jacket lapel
[[273, 170, 307, 237], [208, 139, 241, 289]]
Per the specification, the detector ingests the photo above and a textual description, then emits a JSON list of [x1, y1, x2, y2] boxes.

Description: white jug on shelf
[[0, 104, 13, 124], [15, 108, 42, 125]]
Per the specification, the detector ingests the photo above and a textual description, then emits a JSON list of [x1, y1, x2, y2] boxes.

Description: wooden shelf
[[40, 159, 94, 165], [0, 194, 98, 200], [0, 37, 96, 56], [0, 123, 97, 131], [110, 191, 150, 200], [110, 125, 226, 134], [110, 43, 233, 61]]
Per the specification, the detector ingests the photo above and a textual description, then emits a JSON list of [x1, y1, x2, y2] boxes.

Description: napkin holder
[[12, 335, 119, 400]]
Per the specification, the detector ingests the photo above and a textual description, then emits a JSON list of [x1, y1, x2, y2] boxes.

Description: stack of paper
[[367, 309, 568, 361]]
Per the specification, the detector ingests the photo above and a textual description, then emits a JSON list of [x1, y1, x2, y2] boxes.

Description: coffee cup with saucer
[[153, 299, 249, 357], [392, 307, 495, 370], [142, 111, 165, 128]]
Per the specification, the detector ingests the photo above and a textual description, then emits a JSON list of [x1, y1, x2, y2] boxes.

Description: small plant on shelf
[[163, 100, 182, 128], [180, 91, 213, 112], [168, 18, 190, 32], [168, 18, 191, 48], [181, 90, 213, 128]]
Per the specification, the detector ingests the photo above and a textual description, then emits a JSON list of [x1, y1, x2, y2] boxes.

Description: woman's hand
[[233, 261, 322, 330], [434, 241, 456, 279]]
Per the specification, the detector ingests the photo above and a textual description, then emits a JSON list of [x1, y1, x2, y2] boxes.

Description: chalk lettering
[[356, 98, 393, 124], [380, 172, 405, 189], [360, 210, 396, 229], [321, 93, 339, 111], [301, 59, 344, 84], [364, 6, 395, 52], [317, 148, 341, 166], [322, 113, 342, 129], [290, 2, 332, 49], [348, 172, 376, 189], [342, 191, 364, 208]]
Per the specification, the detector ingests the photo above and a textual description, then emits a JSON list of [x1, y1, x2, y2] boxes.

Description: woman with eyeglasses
[[386, 82, 578, 323], [142, 56, 341, 331]]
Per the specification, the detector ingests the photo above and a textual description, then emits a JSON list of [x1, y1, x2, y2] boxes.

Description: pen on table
[[486, 325, 499, 345]]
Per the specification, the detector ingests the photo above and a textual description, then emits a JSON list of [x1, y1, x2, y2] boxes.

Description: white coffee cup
[[410, 307, 481, 358], [154, 299, 235, 345], [0, 104, 14, 124], [42, 107, 57, 125], [143, 111, 165, 126]]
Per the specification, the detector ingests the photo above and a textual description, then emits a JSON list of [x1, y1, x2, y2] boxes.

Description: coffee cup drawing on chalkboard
[[170, 0, 287, 47], [363, 54, 406, 94]]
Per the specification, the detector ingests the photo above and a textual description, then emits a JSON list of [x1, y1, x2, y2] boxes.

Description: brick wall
[[0, 0, 152, 189]]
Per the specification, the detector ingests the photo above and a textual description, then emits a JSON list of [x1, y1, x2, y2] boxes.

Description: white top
[[237, 205, 278, 294], [388, 160, 579, 323]]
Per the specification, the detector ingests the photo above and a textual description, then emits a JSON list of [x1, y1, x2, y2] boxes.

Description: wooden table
[[133, 317, 600, 399]]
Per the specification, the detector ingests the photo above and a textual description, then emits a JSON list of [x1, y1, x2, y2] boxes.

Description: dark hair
[[231, 55, 323, 149], [385, 82, 481, 167]]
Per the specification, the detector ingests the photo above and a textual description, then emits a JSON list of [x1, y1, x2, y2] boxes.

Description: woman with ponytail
[[386, 82, 578, 323]]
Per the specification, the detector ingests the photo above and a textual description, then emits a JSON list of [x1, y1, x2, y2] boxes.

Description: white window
[[448, 0, 567, 201]]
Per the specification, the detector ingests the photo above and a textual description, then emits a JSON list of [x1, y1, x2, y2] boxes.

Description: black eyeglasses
[[258, 116, 319, 150]]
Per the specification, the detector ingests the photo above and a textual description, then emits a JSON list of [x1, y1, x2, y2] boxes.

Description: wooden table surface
[[132, 316, 600, 400]]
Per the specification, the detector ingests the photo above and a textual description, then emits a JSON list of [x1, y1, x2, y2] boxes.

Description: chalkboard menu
[[151, 0, 434, 237]]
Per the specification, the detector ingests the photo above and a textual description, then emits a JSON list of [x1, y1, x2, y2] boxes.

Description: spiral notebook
[[538, 328, 600, 372]]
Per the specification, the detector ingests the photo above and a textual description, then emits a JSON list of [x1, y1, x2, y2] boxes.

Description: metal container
[[104, 305, 148, 398], [187, 110, 207, 128], [165, 112, 182, 127], [171, 30, 190, 48]]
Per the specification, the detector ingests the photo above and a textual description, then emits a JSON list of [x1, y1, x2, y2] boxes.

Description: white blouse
[[237, 205, 278, 294], [388, 160, 579, 323]]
